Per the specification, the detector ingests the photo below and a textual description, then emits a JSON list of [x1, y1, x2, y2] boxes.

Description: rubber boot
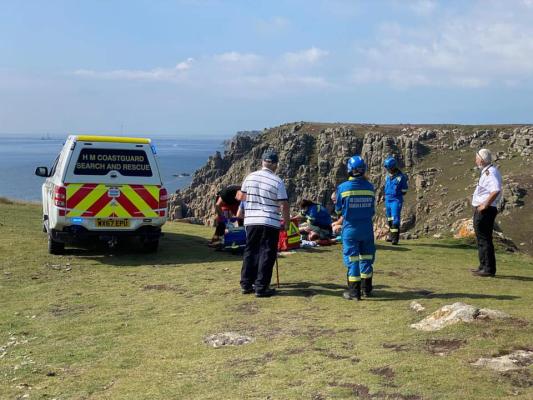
[[343, 281, 361, 301], [362, 277, 373, 297], [391, 225, 400, 245]]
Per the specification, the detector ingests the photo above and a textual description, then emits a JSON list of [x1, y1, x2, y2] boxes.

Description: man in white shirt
[[238, 149, 290, 297], [471, 149, 502, 277]]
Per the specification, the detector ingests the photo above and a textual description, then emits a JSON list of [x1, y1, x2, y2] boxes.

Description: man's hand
[[280, 200, 290, 231], [477, 203, 487, 212]]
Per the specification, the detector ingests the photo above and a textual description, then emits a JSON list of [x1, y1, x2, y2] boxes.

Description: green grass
[[1, 202, 532, 399]]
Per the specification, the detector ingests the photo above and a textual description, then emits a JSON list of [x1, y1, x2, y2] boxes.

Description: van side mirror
[[35, 167, 49, 177]]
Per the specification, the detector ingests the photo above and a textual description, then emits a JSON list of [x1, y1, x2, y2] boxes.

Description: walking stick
[[275, 255, 280, 288]]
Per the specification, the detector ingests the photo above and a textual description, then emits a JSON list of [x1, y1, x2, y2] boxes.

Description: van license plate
[[96, 219, 130, 228]]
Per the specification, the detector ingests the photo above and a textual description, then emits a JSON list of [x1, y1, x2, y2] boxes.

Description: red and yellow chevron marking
[[65, 183, 160, 218]]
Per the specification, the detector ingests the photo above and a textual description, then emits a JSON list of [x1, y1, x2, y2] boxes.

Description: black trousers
[[473, 207, 498, 275], [240, 225, 279, 293]]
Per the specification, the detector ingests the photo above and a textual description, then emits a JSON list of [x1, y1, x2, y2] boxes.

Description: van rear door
[[62, 139, 165, 221]]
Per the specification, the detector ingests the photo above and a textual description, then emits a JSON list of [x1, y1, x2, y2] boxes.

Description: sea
[[0, 135, 225, 202]]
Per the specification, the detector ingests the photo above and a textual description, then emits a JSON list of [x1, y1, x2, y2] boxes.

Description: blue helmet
[[383, 156, 397, 170], [347, 155, 366, 175]]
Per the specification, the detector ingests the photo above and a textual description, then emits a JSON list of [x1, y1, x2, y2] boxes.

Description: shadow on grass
[[494, 275, 533, 282], [277, 281, 346, 297], [376, 244, 411, 252], [372, 290, 519, 302], [408, 242, 477, 250], [276, 282, 392, 298], [63, 232, 239, 266]]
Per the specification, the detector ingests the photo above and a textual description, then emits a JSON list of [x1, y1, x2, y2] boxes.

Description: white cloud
[[351, 1, 533, 88], [73, 49, 331, 97], [283, 47, 329, 66], [73, 58, 194, 82], [176, 58, 194, 71]]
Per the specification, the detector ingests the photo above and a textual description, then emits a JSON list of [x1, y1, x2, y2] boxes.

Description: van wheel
[[48, 235, 65, 255], [143, 239, 159, 253]]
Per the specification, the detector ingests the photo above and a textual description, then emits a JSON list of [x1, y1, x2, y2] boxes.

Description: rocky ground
[[168, 123, 533, 254]]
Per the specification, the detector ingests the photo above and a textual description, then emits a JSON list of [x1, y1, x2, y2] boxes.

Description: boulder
[[410, 302, 509, 331], [452, 218, 475, 239]]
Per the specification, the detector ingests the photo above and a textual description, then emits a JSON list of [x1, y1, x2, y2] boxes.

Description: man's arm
[[280, 200, 290, 231], [401, 175, 408, 194], [478, 191, 500, 211], [236, 190, 246, 201], [215, 197, 224, 216]]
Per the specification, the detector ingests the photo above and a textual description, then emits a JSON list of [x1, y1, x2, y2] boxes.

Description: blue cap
[[262, 149, 279, 163]]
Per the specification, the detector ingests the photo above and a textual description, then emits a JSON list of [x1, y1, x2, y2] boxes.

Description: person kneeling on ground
[[298, 199, 333, 241], [209, 185, 242, 247]]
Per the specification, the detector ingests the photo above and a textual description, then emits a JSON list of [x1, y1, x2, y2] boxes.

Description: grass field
[[1, 201, 532, 399]]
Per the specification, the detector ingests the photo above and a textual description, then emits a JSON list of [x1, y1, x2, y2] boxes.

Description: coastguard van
[[35, 135, 168, 254]]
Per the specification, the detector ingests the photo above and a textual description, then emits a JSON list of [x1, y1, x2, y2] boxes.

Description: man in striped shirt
[[238, 149, 290, 298]]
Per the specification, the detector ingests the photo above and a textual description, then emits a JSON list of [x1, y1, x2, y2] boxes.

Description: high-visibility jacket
[[384, 171, 408, 201]]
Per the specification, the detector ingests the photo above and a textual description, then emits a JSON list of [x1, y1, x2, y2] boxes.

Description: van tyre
[[143, 239, 159, 253], [48, 235, 65, 255]]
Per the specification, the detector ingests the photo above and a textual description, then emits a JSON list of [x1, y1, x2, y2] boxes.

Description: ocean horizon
[[0, 134, 225, 202]]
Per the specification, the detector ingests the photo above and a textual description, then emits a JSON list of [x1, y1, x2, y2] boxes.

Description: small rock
[[204, 332, 254, 348], [410, 301, 425, 312], [472, 350, 533, 372], [46, 371, 56, 377]]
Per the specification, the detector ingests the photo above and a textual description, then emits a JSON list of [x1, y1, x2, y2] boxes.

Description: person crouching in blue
[[383, 156, 408, 245], [335, 155, 376, 300]]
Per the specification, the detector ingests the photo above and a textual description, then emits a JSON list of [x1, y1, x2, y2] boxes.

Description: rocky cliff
[[168, 123, 533, 253]]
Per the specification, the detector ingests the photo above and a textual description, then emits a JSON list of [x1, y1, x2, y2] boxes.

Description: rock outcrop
[[168, 122, 533, 251]]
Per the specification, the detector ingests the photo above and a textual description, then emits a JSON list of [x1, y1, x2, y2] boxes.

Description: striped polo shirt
[[241, 167, 288, 228]]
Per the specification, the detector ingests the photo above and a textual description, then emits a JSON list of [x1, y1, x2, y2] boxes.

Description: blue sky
[[1, 0, 532, 137]]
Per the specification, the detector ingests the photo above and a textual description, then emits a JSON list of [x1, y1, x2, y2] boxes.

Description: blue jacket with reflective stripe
[[335, 177, 375, 226], [384, 171, 408, 200], [302, 204, 332, 229]]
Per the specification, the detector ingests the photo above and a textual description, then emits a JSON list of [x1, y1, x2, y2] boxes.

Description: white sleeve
[[241, 176, 249, 193], [277, 180, 288, 201]]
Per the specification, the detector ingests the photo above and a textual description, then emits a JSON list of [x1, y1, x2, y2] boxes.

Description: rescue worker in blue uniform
[[299, 199, 333, 240], [335, 155, 376, 300], [383, 157, 408, 245]]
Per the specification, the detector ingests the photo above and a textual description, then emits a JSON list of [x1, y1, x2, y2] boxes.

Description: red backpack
[[278, 218, 301, 251]]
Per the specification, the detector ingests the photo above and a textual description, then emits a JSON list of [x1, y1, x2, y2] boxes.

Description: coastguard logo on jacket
[[335, 177, 375, 225]]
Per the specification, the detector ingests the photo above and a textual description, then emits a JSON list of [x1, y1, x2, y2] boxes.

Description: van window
[[49, 155, 60, 177], [73, 148, 153, 177]]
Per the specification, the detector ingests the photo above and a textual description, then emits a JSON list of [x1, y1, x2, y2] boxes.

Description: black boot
[[391, 225, 400, 245], [343, 281, 361, 301], [362, 277, 373, 297]]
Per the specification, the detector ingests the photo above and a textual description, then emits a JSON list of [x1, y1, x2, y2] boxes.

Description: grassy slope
[[1, 202, 532, 400]]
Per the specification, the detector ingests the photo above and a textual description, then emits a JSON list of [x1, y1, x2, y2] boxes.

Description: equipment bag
[[278, 218, 301, 251]]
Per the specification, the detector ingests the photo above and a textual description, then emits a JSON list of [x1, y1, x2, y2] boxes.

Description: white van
[[35, 135, 168, 254]]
